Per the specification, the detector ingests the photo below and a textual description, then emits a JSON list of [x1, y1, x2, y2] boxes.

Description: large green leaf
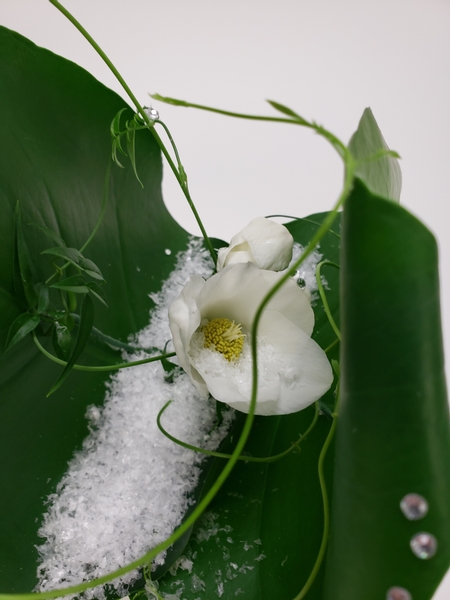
[[156, 213, 341, 599], [324, 179, 450, 600], [0, 27, 189, 592]]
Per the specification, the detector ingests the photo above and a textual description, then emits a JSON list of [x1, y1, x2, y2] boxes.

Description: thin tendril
[[48, 0, 216, 266], [324, 337, 340, 355], [156, 400, 319, 463], [292, 378, 340, 600], [79, 159, 111, 254], [316, 261, 341, 341], [32, 331, 175, 371]]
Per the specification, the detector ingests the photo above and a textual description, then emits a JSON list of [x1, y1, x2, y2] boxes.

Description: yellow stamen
[[202, 318, 245, 361]]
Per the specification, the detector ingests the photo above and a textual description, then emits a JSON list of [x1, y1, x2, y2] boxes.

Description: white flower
[[168, 262, 333, 416], [217, 217, 294, 272]]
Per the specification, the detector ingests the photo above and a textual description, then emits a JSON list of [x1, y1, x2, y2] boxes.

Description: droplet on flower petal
[[400, 493, 428, 520], [386, 587, 412, 600], [296, 277, 306, 288], [144, 106, 160, 121], [410, 532, 437, 559], [164, 248, 172, 255]]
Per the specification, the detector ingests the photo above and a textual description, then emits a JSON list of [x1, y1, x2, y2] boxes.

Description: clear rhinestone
[[386, 587, 412, 600], [144, 106, 160, 121], [410, 532, 438, 559], [400, 494, 428, 520]]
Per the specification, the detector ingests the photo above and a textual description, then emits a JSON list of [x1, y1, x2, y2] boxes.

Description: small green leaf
[[348, 107, 402, 202], [4, 312, 40, 352], [15, 202, 38, 309], [125, 125, 144, 187], [42, 246, 84, 267], [47, 294, 95, 396], [266, 99, 309, 124], [50, 274, 90, 294], [35, 282, 50, 313], [52, 322, 72, 361], [110, 107, 128, 137], [29, 223, 67, 247], [150, 93, 189, 107], [79, 257, 105, 281], [86, 281, 108, 308]]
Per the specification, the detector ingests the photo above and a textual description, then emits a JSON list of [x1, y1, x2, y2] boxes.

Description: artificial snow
[[35, 236, 324, 600], [36, 239, 232, 599]]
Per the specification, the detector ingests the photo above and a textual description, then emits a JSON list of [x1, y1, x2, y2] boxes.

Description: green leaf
[[86, 281, 108, 308], [41, 245, 84, 266], [266, 99, 309, 124], [348, 107, 402, 202], [0, 26, 188, 591], [35, 282, 50, 314], [126, 123, 144, 187], [29, 223, 67, 247], [47, 293, 95, 396], [323, 178, 450, 600], [50, 274, 89, 293], [4, 312, 40, 352], [79, 257, 105, 281]]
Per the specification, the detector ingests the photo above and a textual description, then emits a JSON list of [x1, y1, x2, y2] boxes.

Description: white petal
[[168, 262, 333, 415], [217, 217, 293, 271], [168, 276, 208, 396]]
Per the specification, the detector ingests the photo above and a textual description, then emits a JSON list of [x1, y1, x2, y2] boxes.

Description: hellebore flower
[[168, 262, 333, 415], [217, 217, 294, 272]]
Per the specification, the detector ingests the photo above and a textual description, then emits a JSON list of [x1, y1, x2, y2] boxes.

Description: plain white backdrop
[[1, 1, 449, 598]]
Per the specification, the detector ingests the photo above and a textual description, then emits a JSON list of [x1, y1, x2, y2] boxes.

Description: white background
[[1, 1, 449, 598]]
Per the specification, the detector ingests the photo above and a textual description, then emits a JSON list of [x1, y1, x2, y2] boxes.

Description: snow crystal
[[36, 239, 234, 599]]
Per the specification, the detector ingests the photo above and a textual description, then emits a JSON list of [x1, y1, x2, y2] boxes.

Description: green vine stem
[[316, 260, 341, 341], [293, 374, 340, 600], [48, 0, 217, 266], [157, 400, 319, 463], [32, 331, 175, 372]]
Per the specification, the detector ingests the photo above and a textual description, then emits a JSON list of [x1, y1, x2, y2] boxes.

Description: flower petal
[[217, 217, 293, 271], [169, 262, 333, 415]]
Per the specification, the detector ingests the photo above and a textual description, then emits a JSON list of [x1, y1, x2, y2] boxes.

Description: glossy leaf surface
[[323, 179, 450, 600], [0, 26, 189, 592]]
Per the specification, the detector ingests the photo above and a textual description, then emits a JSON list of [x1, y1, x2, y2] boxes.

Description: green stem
[[293, 380, 340, 600], [156, 120, 216, 262], [316, 261, 341, 341], [48, 0, 216, 266], [33, 331, 174, 371], [157, 400, 319, 463]]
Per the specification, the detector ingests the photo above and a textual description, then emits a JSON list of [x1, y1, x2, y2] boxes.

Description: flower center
[[202, 318, 245, 361]]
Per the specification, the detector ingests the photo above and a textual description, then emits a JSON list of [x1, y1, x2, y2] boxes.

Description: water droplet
[[296, 277, 306, 288], [144, 106, 160, 121], [164, 248, 172, 255], [400, 493, 428, 520], [386, 587, 412, 600], [410, 532, 438, 559]]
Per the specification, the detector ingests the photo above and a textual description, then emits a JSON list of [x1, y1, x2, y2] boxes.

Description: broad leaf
[[0, 26, 189, 592], [323, 179, 450, 599]]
